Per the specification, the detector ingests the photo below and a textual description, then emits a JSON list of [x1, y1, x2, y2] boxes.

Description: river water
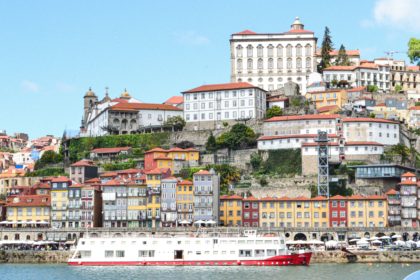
[[0, 264, 419, 280]]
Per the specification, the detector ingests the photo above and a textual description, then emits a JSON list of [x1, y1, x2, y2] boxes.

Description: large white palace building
[[230, 17, 317, 94]]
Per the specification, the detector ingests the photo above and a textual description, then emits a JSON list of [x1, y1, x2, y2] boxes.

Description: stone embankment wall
[[0, 250, 72, 264], [1, 250, 420, 264], [312, 250, 420, 264]]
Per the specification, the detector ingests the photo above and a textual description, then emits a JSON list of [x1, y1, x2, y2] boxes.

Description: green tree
[[415, 102, 420, 106], [335, 44, 350, 66], [250, 152, 263, 170], [367, 85, 379, 93], [216, 124, 257, 150], [394, 84, 403, 92], [368, 113, 376, 118], [385, 144, 410, 165], [205, 133, 217, 152], [318, 26, 333, 72], [35, 150, 63, 169], [164, 116, 186, 130], [265, 106, 283, 119], [408, 38, 420, 66], [206, 164, 241, 195]]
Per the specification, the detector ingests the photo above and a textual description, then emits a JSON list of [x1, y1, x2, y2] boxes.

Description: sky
[[0, 0, 419, 139]]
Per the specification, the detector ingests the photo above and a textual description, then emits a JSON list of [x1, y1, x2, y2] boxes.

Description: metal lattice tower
[[315, 131, 329, 197]]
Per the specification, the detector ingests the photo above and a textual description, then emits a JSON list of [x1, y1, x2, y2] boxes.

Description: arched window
[[305, 44, 311, 56], [286, 44, 293, 57], [287, 58, 292, 69], [130, 119, 137, 129], [247, 59, 253, 69], [268, 58, 274, 69], [237, 59, 243, 70], [277, 58, 283, 69], [121, 119, 128, 130], [236, 45, 243, 57], [306, 57, 311, 68], [257, 45, 263, 57], [296, 44, 302, 56], [296, 58, 302, 69], [257, 58, 263, 69], [277, 44, 283, 57], [247, 45, 253, 57], [267, 44, 274, 57]]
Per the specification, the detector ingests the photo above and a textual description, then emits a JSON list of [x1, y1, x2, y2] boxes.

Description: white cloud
[[372, 0, 420, 32], [55, 82, 74, 93], [21, 80, 40, 93], [173, 31, 210, 46]]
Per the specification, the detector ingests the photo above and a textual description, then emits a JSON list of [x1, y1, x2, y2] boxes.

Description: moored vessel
[[68, 230, 311, 266]]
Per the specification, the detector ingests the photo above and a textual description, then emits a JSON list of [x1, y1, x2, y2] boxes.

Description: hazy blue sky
[[0, 0, 419, 138]]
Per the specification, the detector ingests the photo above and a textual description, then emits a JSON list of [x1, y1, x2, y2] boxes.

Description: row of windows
[[236, 44, 312, 58], [184, 89, 255, 101], [261, 221, 328, 228], [185, 99, 255, 110], [8, 207, 49, 216], [349, 210, 385, 218], [185, 111, 254, 121], [237, 57, 311, 70], [260, 211, 328, 219]]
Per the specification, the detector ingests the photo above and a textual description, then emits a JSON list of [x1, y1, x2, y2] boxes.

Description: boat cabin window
[[256, 240, 263, 244], [101, 241, 105, 245], [239, 250, 252, 257], [195, 240, 200, 244], [185, 241, 190, 244], [213, 251, 218, 255], [116, 250, 125, 258], [187, 251, 192, 255], [166, 241, 172, 244], [264, 240, 272, 244], [229, 240, 236, 244], [238, 240, 245, 244], [81, 241, 85, 245], [131, 241, 136, 244], [143, 241, 147, 245], [255, 249, 265, 257], [80, 250, 91, 258], [196, 251, 201, 255], [152, 241, 158, 245], [246, 240, 254, 244], [89, 241, 95, 245], [138, 250, 155, 257], [204, 251, 210, 255], [267, 249, 276, 256], [205, 240, 211, 244], [105, 250, 114, 258], [230, 251, 235, 255], [274, 240, 279, 244], [222, 251, 227, 255], [177, 241, 181, 245], [213, 239, 218, 244]]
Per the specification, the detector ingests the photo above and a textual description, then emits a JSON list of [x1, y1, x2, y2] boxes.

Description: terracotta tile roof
[[316, 49, 360, 56], [164, 96, 184, 105], [85, 178, 101, 184], [375, 103, 386, 107], [100, 171, 118, 177], [117, 168, 143, 174], [357, 63, 378, 69], [91, 147, 131, 154], [342, 117, 397, 124], [407, 66, 420, 71], [7, 195, 50, 207], [311, 195, 328, 201], [183, 82, 264, 93], [178, 180, 193, 185], [51, 176, 70, 183], [111, 102, 182, 112], [409, 106, 420, 110], [347, 86, 366, 92], [220, 194, 243, 200], [285, 29, 314, 34], [386, 189, 398, 195], [323, 66, 357, 71], [243, 196, 259, 201], [330, 195, 346, 200], [317, 105, 340, 113], [71, 159, 96, 167], [145, 147, 168, 153], [234, 29, 257, 35], [402, 172, 416, 177], [194, 170, 210, 175], [265, 114, 340, 122], [345, 141, 384, 146], [102, 179, 129, 186], [145, 168, 170, 175], [184, 148, 199, 152], [258, 133, 338, 141]]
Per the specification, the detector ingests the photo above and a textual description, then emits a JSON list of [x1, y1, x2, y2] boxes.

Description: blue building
[[193, 169, 220, 223], [161, 177, 177, 227]]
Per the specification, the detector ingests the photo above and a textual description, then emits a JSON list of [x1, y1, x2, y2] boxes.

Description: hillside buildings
[[182, 82, 267, 130], [230, 17, 317, 94]]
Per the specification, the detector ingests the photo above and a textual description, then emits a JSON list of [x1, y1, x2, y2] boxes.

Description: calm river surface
[[0, 263, 419, 280]]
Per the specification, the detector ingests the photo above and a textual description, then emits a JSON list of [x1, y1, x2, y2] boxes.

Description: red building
[[329, 195, 347, 227], [242, 196, 259, 227]]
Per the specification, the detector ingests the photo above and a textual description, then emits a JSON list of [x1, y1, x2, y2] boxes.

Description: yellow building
[[50, 176, 71, 228], [176, 179, 194, 223], [145, 168, 170, 228], [259, 197, 281, 228], [371, 103, 408, 122], [145, 147, 200, 174], [347, 195, 387, 227], [310, 196, 329, 228], [219, 195, 243, 226], [6, 195, 50, 227], [306, 88, 348, 109], [127, 183, 147, 228]]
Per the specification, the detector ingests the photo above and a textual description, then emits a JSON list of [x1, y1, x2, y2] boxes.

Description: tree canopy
[[164, 116, 186, 130], [318, 26, 333, 72], [265, 105, 283, 119], [215, 124, 257, 150], [408, 38, 420, 66], [335, 44, 350, 66]]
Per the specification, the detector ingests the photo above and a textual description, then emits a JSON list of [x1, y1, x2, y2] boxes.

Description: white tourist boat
[[68, 230, 312, 266]]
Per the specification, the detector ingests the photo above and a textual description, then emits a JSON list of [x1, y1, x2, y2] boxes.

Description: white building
[[258, 114, 399, 150], [356, 63, 390, 92], [81, 89, 183, 137], [182, 82, 266, 129], [407, 106, 420, 128], [323, 66, 357, 86], [230, 17, 317, 94], [342, 118, 399, 145]]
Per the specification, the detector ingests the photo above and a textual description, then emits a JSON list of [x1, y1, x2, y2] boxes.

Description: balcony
[[178, 209, 193, 213], [194, 191, 213, 195], [147, 188, 161, 195], [194, 202, 212, 208], [387, 199, 400, 205], [388, 210, 401, 215], [401, 213, 417, 219], [81, 205, 94, 210], [401, 191, 416, 196]]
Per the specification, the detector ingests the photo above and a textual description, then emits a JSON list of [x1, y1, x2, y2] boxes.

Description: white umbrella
[[371, 240, 382, 245], [380, 236, 391, 240], [286, 240, 306, 245], [392, 235, 402, 239], [194, 220, 205, 224], [179, 220, 190, 224], [38, 221, 49, 225], [369, 236, 379, 241], [356, 240, 369, 245], [205, 220, 216, 225], [394, 240, 405, 246], [0, 221, 9, 224], [307, 240, 324, 245], [325, 240, 338, 247], [349, 238, 360, 243]]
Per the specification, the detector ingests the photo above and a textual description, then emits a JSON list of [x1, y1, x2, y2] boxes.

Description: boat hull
[[68, 252, 312, 267]]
